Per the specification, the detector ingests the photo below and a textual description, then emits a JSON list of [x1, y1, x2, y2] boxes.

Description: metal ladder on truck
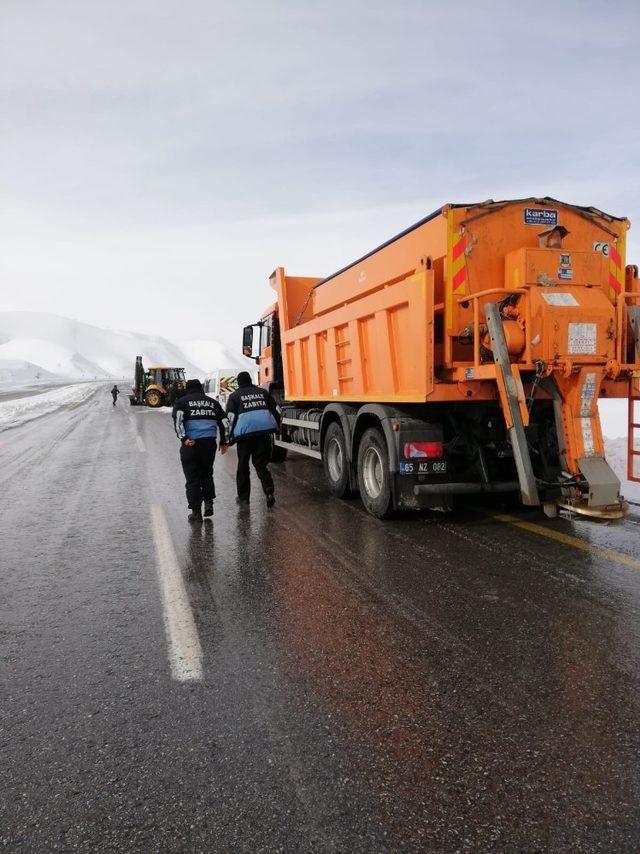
[[628, 306, 640, 484]]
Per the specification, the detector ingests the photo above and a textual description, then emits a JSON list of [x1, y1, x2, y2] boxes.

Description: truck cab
[[242, 304, 284, 394]]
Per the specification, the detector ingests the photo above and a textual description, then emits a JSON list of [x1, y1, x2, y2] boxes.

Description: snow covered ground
[[0, 383, 103, 431]]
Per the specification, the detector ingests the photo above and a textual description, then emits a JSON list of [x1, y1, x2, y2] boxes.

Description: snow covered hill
[[0, 311, 251, 384], [0, 358, 58, 384]]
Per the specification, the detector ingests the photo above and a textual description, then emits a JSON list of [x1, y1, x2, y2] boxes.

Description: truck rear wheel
[[323, 421, 351, 498], [357, 427, 392, 518]]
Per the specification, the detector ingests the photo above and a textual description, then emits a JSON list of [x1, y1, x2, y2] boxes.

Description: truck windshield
[[260, 316, 272, 351], [165, 369, 185, 382]]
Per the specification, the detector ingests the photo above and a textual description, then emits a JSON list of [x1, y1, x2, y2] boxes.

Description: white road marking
[[127, 413, 146, 452], [150, 503, 203, 682]]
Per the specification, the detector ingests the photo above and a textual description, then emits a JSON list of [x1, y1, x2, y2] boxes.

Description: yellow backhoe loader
[[129, 356, 186, 408]]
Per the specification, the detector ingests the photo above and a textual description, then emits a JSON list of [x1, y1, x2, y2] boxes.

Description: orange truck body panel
[[266, 198, 639, 490]]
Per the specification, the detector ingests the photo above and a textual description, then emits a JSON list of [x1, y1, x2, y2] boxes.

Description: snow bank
[[0, 383, 102, 431], [0, 311, 207, 382]]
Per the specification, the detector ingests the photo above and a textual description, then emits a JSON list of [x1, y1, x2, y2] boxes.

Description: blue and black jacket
[[226, 383, 280, 442], [172, 387, 227, 443]]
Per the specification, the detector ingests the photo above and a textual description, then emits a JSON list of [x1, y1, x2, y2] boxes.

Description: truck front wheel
[[323, 421, 352, 498], [357, 427, 392, 518], [145, 389, 163, 408]]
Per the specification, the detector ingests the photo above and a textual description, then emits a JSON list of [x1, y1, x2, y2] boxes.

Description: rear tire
[[357, 427, 393, 518], [323, 421, 352, 498]]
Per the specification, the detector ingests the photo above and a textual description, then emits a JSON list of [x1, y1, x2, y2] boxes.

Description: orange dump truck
[[241, 198, 640, 518]]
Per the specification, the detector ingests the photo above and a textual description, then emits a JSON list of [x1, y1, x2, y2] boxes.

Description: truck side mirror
[[242, 325, 253, 357], [242, 324, 261, 361]]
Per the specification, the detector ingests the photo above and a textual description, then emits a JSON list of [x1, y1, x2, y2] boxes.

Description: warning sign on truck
[[568, 323, 597, 355], [542, 292, 578, 307], [524, 208, 558, 226]]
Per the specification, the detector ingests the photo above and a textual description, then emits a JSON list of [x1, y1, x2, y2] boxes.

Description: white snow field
[[0, 383, 103, 431], [0, 358, 58, 385], [0, 311, 250, 385]]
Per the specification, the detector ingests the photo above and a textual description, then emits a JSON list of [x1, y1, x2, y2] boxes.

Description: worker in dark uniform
[[172, 379, 227, 523], [111, 384, 120, 406], [226, 371, 280, 508]]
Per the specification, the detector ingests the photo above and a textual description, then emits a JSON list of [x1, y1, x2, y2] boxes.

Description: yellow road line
[[492, 513, 640, 572]]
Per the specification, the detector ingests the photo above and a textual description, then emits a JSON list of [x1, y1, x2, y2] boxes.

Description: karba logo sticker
[[524, 208, 559, 226]]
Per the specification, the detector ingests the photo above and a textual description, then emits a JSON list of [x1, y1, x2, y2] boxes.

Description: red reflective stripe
[[610, 246, 622, 268], [453, 266, 466, 289], [452, 238, 465, 261], [609, 272, 621, 293]]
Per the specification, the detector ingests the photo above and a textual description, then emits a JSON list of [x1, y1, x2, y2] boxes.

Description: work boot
[[203, 499, 214, 517], [188, 504, 203, 524], [266, 490, 275, 509]]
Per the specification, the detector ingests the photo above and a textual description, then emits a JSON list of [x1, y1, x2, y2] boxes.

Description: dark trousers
[[112, 394, 118, 405], [180, 438, 217, 508], [236, 435, 274, 500]]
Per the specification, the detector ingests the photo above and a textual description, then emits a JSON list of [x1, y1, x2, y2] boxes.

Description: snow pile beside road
[[0, 311, 229, 383], [0, 383, 102, 431]]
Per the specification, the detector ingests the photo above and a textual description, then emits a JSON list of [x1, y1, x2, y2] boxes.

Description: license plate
[[399, 460, 447, 475]]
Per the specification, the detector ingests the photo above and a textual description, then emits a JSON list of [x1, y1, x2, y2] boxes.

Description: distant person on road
[[226, 371, 280, 508], [111, 385, 119, 406], [172, 378, 227, 523]]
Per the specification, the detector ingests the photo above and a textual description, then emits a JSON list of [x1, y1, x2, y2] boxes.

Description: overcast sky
[[1, 0, 639, 346]]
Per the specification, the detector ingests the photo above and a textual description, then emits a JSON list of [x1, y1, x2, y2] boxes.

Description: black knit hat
[[186, 378, 203, 391], [237, 371, 252, 387]]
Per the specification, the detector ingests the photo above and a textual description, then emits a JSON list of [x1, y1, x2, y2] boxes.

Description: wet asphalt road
[[1, 389, 640, 852]]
